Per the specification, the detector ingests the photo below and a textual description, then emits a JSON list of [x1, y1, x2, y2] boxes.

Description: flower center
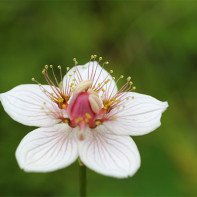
[[68, 92, 96, 130], [67, 80, 102, 130], [32, 55, 136, 131]]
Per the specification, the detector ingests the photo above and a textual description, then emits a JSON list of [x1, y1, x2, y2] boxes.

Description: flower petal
[[16, 124, 78, 172], [0, 84, 61, 127], [104, 92, 168, 136], [79, 126, 140, 178], [63, 61, 118, 97]]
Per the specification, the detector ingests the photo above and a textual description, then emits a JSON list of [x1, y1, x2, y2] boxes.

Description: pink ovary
[[68, 92, 97, 130]]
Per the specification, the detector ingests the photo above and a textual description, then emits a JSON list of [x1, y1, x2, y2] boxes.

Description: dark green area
[[0, 0, 197, 196]]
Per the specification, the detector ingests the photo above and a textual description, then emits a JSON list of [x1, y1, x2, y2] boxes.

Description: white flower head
[[0, 56, 168, 178]]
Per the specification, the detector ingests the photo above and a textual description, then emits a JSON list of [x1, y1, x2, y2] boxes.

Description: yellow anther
[[73, 79, 76, 81], [66, 67, 70, 71], [105, 61, 109, 64], [46, 113, 50, 116], [129, 81, 133, 85], [99, 57, 102, 61], [126, 97, 129, 100], [111, 116, 117, 120], [43, 102, 46, 105], [102, 88, 105, 92], [57, 97, 64, 103], [95, 120, 101, 125], [32, 78, 35, 81], [132, 86, 136, 90], [38, 84, 41, 87], [43, 90, 47, 93], [62, 104, 66, 108], [98, 83, 101, 86], [55, 116, 59, 119], [70, 83, 74, 86], [50, 65, 53, 68], [104, 81, 108, 84], [123, 105, 125, 108], [45, 65, 48, 69], [104, 106, 107, 110], [132, 96, 135, 99], [85, 113, 92, 119], [64, 119, 69, 123], [78, 117, 83, 121], [73, 70, 76, 73], [120, 75, 124, 78], [110, 70, 113, 73], [51, 97, 54, 101], [112, 98, 116, 102], [94, 55, 97, 58], [75, 61, 78, 65], [117, 99, 121, 103], [58, 65, 61, 69], [69, 74, 72, 77], [112, 77, 115, 80], [73, 58, 77, 62], [127, 76, 131, 81], [41, 107, 44, 110], [75, 117, 83, 123], [50, 93, 54, 96], [108, 101, 112, 106], [91, 55, 94, 59], [42, 69, 46, 74], [85, 118, 89, 123], [81, 121, 85, 124]]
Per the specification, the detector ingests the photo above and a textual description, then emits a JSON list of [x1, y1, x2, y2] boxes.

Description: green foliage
[[0, 0, 197, 196]]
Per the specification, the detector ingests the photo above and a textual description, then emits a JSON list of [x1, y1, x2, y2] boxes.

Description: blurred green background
[[0, 0, 197, 196]]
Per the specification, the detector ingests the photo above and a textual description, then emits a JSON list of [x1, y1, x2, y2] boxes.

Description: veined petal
[[63, 61, 118, 97], [16, 124, 78, 172], [79, 126, 140, 178], [0, 84, 61, 127], [104, 92, 168, 136]]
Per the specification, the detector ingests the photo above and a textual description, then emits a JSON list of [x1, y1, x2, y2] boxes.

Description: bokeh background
[[0, 0, 197, 196]]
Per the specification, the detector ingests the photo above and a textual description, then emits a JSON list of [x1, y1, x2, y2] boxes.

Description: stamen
[[32, 56, 137, 131], [73, 58, 83, 81]]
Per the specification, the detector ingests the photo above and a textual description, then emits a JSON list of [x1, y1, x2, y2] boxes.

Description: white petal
[[104, 92, 168, 136], [63, 61, 118, 97], [79, 126, 140, 178], [16, 124, 78, 172], [0, 84, 61, 127]]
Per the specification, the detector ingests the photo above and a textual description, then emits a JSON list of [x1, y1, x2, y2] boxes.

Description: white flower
[[0, 57, 168, 178]]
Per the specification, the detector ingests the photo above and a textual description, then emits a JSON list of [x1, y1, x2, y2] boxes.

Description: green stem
[[79, 163, 87, 197]]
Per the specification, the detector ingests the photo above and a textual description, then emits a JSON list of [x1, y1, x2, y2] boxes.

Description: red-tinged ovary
[[68, 92, 96, 129]]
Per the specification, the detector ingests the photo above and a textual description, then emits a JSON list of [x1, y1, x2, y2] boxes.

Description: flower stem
[[79, 163, 87, 197]]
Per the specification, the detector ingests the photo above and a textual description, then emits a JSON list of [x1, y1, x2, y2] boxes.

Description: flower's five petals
[[16, 124, 78, 172], [104, 92, 168, 136], [79, 126, 140, 178], [0, 57, 168, 178], [0, 84, 60, 127]]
